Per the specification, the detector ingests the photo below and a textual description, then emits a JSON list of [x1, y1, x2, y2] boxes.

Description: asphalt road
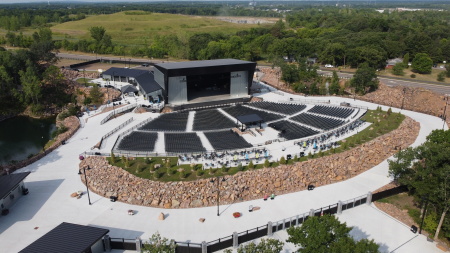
[[318, 70, 450, 95], [56, 52, 450, 95]]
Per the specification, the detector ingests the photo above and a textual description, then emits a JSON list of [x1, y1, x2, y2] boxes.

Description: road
[[56, 52, 450, 95], [318, 69, 450, 95]]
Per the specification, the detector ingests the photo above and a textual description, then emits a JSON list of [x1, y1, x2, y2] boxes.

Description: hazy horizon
[[0, 0, 438, 4]]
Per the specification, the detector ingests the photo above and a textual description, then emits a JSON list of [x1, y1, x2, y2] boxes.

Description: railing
[[108, 185, 407, 252], [98, 117, 134, 149], [100, 103, 137, 125], [279, 98, 331, 104]]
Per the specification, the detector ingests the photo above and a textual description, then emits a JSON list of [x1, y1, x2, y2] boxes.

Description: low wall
[[0, 116, 80, 175], [79, 116, 419, 209]]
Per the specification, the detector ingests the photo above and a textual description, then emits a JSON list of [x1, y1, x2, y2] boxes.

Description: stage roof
[[236, 114, 264, 124], [156, 59, 254, 70], [103, 67, 147, 78]]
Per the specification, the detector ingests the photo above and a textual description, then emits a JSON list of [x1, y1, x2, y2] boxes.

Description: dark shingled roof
[[121, 84, 138, 94], [102, 67, 148, 78], [135, 71, 163, 94], [0, 172, 30, 199], [156, 59, 254, 70], [236, 114, 263, 124], [20, 222, 109, 253]]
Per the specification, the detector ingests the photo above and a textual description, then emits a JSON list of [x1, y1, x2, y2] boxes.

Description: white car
[[325, 64, 334, 68]]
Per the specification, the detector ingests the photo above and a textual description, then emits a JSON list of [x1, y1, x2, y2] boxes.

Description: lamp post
[[210, 176, 226, 216], [419, 195, 429, 234], [443, 94, 449, 130], [78, 166, 92, 205]]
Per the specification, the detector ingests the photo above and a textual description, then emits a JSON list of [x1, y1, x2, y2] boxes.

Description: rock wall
[[79, 117, 419, 209]]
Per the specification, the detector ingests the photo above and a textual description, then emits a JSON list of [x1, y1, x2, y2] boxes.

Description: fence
[[100, 104, 137, 125], [97, 117, 134, 149], [110, 185, 407, 252]]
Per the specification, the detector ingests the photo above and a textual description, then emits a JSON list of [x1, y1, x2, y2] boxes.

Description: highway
[[56, 52, 450, 95], [318, 70, 450, 95]]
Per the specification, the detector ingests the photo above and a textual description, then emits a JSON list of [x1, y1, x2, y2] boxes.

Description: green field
[[51, 11, 261, 46]]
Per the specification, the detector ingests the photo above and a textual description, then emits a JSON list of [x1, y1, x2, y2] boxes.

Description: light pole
[[78, 166, 92, 205], [419, 195, 428, 234], [210, 176, 226, 216], [443, 94, 449, 130]]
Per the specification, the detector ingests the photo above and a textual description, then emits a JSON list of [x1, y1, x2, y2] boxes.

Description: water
[[0, 116, 56, 165]]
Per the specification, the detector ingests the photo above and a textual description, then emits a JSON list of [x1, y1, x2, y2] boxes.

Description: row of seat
[[139, 112, 189, 131], [165, 133, 206, 153], [222, 105, 283, 122], [291, 113, 344, 131], [117, 131, 158, 152], [308, 105, 354, 119], [247, 101, 307, 115], [269, 121, 319, 140], [193, 109, 236, 131], [204, 130, 252, 151]]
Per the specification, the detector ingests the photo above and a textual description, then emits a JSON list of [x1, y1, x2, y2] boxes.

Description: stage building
[[154, 59, 256, 105]]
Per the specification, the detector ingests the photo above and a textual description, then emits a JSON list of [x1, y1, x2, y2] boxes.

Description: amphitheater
[[1, 80, 448, 253]]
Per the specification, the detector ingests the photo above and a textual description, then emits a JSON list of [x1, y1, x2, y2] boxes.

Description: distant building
[[102, 68, 163, 102], [0, 172, 30, 214], [386, 58, 404, 69], [20, 222, 110, 253]]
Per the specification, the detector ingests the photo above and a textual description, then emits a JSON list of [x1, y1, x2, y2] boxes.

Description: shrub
[[190, 163, 198, 171], [248, 161, 255, 169], [145, 157, 151, 164], [294, 155, 298, 161], [167, 168, 176, 176], [153, 172, 162, 179], [110, 152, 116, 163], [196, 170, 204, 177], [387, 107, 392, 116], [410, 74, 416, 78], [179, 171, 186, 179], [264, 159, 270, 168], [221, 165, 229, 173], [279, 156, 286, 165], [237, 163, 243, 171], [437, 71, 446, 82]]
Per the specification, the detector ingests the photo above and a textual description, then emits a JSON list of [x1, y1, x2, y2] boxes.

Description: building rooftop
[[135, 71, 163, 94], [103, 67, 148, 78], [19, 222, 109, 253], [0, 172, 30, 199], [156, 59, 255, 70]]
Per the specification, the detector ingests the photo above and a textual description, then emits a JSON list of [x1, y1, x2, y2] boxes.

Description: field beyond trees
[[51, 11, 262, 47]]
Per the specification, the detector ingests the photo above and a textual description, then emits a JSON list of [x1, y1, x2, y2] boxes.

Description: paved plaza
[[0, 87, 447, 252]]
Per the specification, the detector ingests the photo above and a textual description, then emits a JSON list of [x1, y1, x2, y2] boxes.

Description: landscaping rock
[[158, 212, 165, 220]]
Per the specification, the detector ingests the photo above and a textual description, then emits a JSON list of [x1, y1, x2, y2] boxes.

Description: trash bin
[[110, 196, 117, 202], [410, 225, 418, 234], [249, 205, 253, 212], [308, 185, 315, 191]]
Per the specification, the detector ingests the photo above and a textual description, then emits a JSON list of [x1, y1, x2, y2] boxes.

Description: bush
[[387, 107, 392, 116], [153, 172, 162, 179], [110, 152, 116, 163], [51, 125, 68, 138], [196, 170, 204, 177], [145, 157, 151, 164], [237, 163, 243, 171], [437, 71, 446, 82], [179, 171, 186, 179], [221, 165, 229, 173], [264, 159, 270, 168], [248, 161, 255, 169], [279, 156, 286, 165], [410, 74, 416, 78], [167, 168, 176, 176]]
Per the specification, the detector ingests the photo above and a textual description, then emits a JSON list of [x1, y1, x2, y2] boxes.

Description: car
[[324, 64, 334, 68], [142, 63, 150, 67]]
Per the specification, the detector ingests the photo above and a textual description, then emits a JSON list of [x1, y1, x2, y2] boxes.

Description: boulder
[[158, 212, 165, 220]]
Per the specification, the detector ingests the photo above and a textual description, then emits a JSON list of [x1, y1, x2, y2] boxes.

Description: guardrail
[[98, 117, 134, 149], [109, 185, 407, 252], [100, 104, 137, 125]]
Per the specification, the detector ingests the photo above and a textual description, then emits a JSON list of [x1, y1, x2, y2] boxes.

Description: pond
[[0, 116, 56, 165]]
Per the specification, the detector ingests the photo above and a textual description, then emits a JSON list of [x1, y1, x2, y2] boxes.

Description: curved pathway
[[0, 91, 447, 252]]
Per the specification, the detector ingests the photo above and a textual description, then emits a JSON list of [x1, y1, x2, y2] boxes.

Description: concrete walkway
[[0, 89, 447, 252]]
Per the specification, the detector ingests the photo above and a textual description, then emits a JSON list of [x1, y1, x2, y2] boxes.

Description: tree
[[388, 129, 450, 240], [329, 71, 340, 95], [287, 215, 379, 253], [279, 156, 286, 165], [411, 53, 433, 74], [142, 232, 176, 253], [350, 63, 378, 94], [89, 26, 106, 43], [89, 84, 103, 104], [446, 64, 450, 78], [392, 63, 405, 76], [437, 71, 446, 82], [19, 65, 41, 105], [225, 238, 283, 253], [403, 53, 410, 68]]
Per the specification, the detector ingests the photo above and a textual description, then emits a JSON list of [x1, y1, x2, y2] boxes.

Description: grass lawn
[[380, 68, 449, 84], [51, 11, 263, 47], [107, 108, 404, 181], [376, 193, 421, 224], [76, 78, 95, 86]]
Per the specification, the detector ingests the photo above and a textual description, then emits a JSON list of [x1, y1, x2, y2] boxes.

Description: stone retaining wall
[[79, 117, 419, 209]]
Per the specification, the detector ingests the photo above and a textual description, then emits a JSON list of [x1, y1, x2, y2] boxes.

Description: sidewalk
[[0, 91, 447, 252]]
